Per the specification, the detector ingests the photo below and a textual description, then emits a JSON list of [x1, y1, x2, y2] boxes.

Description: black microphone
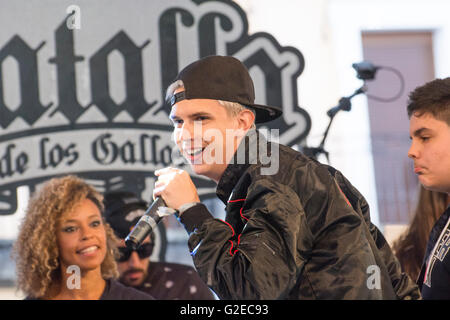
[[125, 197, 175, 250]]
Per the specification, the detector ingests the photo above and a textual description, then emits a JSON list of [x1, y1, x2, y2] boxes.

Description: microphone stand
[[302, 84, 367, 162]]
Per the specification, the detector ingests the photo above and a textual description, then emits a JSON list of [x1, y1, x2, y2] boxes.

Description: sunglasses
[[117, 242, 154, 262]]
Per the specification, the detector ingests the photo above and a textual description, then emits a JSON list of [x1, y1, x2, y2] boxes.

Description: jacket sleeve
[[178, 178, 312, 300]]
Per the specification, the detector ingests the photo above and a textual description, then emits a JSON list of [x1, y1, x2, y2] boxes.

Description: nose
[[174, 121, 203, 146], [80, 225, 94, 241], [127, 251, 142, 267], [407, 140, 418, 159], [174, 121, 193, 144]]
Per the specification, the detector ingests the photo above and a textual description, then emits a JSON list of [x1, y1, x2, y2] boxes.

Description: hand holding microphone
[[125, 167, 200, 249], [153, 167, 201, 210]]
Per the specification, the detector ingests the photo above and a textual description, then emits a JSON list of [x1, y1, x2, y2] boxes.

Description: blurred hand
[[153, 167, 200, 211]]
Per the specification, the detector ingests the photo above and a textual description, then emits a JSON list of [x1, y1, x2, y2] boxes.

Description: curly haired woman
[[12, 175, 153, 300]]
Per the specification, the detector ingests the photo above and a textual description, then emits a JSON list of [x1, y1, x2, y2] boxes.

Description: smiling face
[[56, 198, 108, 274], [169, 91, 250, 183], [408, 112, 450, 194]]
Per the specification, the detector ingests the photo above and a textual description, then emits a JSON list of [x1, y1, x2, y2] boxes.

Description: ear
[[236, 109, 256, 131]]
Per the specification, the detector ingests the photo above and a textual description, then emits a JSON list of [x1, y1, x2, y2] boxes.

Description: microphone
[[125, 197, 176, 250]]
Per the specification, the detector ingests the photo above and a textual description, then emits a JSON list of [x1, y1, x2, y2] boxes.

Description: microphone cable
[[365, 65, 405, 103]]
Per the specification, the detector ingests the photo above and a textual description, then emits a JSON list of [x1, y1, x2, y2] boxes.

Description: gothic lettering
[[0, 36, 47, 128], [89, 31, 155, 122], [39, 137, 79, 169], [0, 143, 28, 178]]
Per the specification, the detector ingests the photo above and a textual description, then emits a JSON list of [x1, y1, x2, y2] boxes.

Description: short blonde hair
[[12, 175, 119, 298]]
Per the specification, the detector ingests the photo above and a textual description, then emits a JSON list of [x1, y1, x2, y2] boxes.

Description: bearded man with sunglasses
[[103, 191, 215, 300]]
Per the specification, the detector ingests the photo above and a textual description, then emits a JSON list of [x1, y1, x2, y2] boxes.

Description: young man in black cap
[[154, 55, 420, 299], [103, 191, 215, 300], [407, 77, 450, 299]]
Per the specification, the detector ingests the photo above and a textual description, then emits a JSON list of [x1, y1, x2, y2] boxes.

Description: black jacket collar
[[216, 129, 263, 204]]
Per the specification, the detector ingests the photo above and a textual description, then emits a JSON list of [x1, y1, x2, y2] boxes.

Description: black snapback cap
[[169, 55, 282, 124]]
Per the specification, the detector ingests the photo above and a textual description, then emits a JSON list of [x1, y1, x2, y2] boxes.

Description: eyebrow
[[410, 127, 433, 139], [62, 214, 101, 224], [169, 112, 214, 121]]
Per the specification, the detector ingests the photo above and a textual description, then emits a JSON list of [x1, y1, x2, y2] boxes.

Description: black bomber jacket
[[179, 129, 421, 300]]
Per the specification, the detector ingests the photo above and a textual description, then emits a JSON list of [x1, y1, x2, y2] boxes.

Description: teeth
[[186, 148, 203, 156], [79, 246, 98, 254]]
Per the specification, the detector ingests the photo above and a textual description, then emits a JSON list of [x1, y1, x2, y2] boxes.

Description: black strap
[[170, 91, 186, 106]]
